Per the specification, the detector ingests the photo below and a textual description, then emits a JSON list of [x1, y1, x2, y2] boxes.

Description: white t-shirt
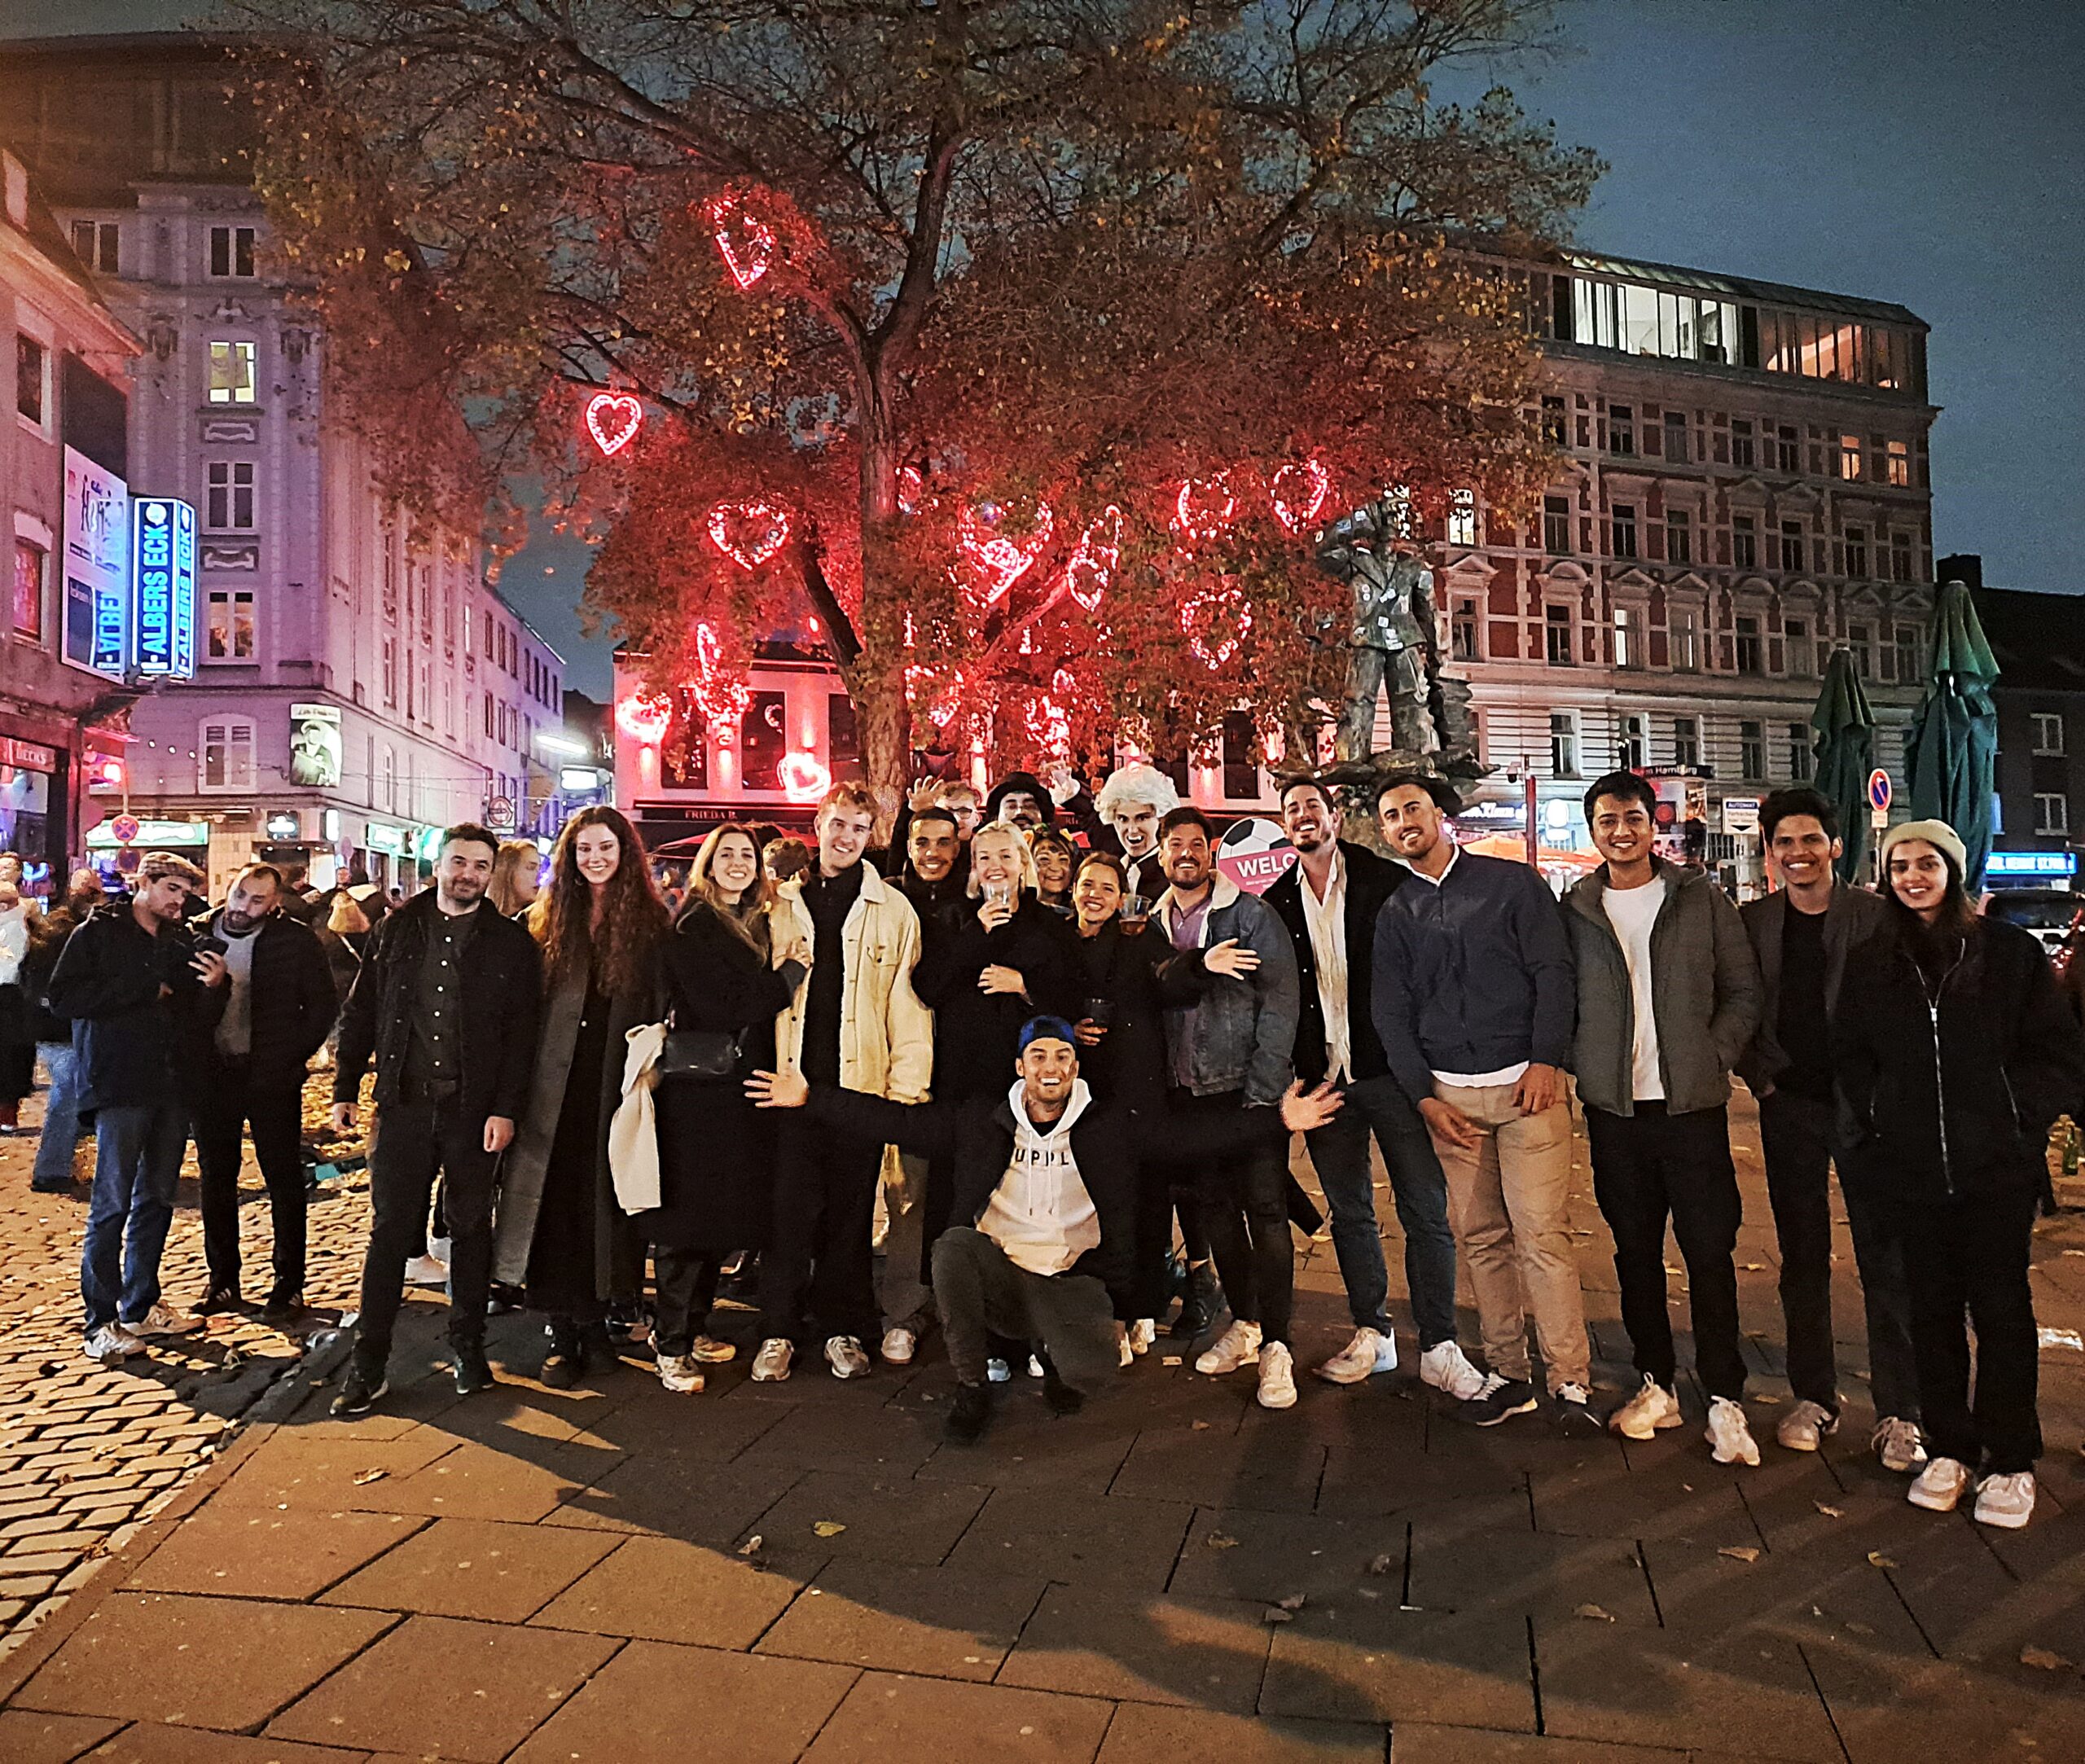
[[1601, 878, 1667, 1102]]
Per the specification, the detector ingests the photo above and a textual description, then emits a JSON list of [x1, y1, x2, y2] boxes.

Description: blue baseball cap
[[1016, 1016, 1079, 1054]]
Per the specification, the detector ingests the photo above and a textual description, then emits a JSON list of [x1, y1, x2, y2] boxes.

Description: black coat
[[193, 911, 340, 1090], [1073, 920, 1197, 1112], [1832, 915, 2083, 1204], [332, 891, 542, 1122], [913, 894, 1083, 1100], [1263, 841, 1407, 1090], [22, 910, 82, 1045], [806, 1080, 1287, 1310], [46, 904, 208, 1112], [647, 903, 797, 1251]]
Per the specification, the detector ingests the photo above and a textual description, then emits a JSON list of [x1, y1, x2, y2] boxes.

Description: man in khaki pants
[[1370, 775, 1594, 1430]]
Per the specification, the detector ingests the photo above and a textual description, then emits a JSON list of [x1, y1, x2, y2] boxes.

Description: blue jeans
[[81, 1104, 189, 1332], [33, 1042, 83, 1188], [1302, 1073, 1457, 1346]]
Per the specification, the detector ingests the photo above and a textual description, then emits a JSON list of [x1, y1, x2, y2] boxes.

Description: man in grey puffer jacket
[[1561, 772, 1762, 1464]]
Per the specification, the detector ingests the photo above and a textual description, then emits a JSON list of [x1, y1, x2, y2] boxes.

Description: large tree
[[235, 0, 1597, 805]]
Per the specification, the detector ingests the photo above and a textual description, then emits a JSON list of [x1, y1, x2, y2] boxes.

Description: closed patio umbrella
[[1811, 647, 1877, 885], [1905, 578, 2000, 892]]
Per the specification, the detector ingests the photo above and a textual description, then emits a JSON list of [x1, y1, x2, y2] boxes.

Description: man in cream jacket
[[753, 781, 934, 1382]]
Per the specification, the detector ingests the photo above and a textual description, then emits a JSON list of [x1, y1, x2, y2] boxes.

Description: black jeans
[[1759, 1089, 1921, 1419], [758, 1113, 883, 1346], [932, 1226, 1119, 1394], [1891, 1183, 2041, 1474], [354, 1096, 498, 1374], [1586, 1103, 1745, 1401], [1177, 1090, 1293, 1346], [654, 1248, 725, 1356], [193, 1066, 307, 1297]]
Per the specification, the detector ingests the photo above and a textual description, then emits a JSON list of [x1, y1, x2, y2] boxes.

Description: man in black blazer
[[1265, 778, 1479, 1398]]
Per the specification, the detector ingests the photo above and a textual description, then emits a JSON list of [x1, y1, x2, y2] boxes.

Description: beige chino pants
[[1429, 1081, 1591, 1393]]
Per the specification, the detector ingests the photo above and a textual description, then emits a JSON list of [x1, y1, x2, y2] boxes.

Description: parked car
[[1985, 888, 2084, 968]]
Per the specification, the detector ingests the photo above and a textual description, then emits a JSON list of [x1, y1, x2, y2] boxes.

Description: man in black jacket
[[49, 853, 213, 1365], [1266, 779, 1475, 1398], [328, 826, 543, 1412], [750, 1016, 1341, 1441], [190, 864, 340, 1321]]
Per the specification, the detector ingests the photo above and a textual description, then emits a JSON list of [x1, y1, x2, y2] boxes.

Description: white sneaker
[[1705, 1398, 1761, 1466], [427, 1235, 452, 1266], [1907, 1455, 1972, 1512], [1127, 1319, 1157, 1357], [1316, 1326, 1397, 1385], [825, 1335, 871, 1380], [1418, 1340, 1487, 1402], [985, 1357, 1012, 1384], [129, 1302, 202, 1338], [82, 1324, 133, 1367], [656, 1353, 705, 1394], [1776, 1399, 1838, 1452], [1258, 1341, 1298, 1410], [1972, 1471, 2035, 1530], [1874, 1416, 1929, 1473], [750, 1337, 794, 1382], [402, 1255, 449, 1288], [691, 1334, 737, 1364], [880, 1326, 918, 1366], [1117, 1327, 1134, 1370], [1195, 1319, 1262, 1376], [1027, 1355, 1046, 1379], [1609, 1376, 1683, 1441]]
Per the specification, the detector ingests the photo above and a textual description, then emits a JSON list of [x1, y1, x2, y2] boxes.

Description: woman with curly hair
[[493, 805, 671, 1387]]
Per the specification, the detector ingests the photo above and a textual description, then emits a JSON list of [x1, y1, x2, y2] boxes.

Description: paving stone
[[1170, 1506, 1411, 1604], [266, 1613, 619, 1760], [1817, 1653, 2085, 1764], [80, 1726, 375, 1763], [1382, 1724, 1691, 1763], [348, 1438, 625, 1524], [15, 1592, 394, 1731], [736, 1469, 990, 1565], [757, 1560, 1046, 1679], [946, 1490, 1194, 1591], [545, 1454, 804, 1543], [997, 1584, 1271, 1712], [801, 1670, 1115, 1764], [507, 1639, 856, 1764], [1407, 1525, 1658, 1628], [1108, 1426, 1329, 1513], [0, 1709, 123, 1764], [319, 1516, 619, 1621], [732, 1400, 947, 1474], [213, 1434, 459, 1510], [1261, 1602, 1536, 1731], [1094, 1704, 1383, 1764], [531, 1534, 818, 1647], [127, 1506, 425, 1601]]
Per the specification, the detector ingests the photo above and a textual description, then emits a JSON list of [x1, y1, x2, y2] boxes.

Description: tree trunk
[[848, 372, 912, 832]]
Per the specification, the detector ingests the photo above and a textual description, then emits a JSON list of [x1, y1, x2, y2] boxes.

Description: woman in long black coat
[[647, 825, 806, 1394]]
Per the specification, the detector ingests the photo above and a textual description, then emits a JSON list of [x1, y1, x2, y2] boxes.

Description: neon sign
[[707, 499, 792, 569], [1270, 459, 1331, 534], [585, 393, 643, 457], [130, 497, 196, 678], [700, 189, 778, 291], [956, 501, 1054, 605], [777, 750, 829, 802], [1064, 507, 1121, 613], [617, 692, 673, 744], [1171, 475, 1236, 543]]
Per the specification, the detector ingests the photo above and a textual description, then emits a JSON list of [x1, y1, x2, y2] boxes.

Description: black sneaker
[[330, 1362, 388, 1417], [262, 1288, 305, 1324], [1552, 1381, 1602, 1436], [1460, 1373, 1539, 1427], [453, 1342, 494, 1397], [946, 1381, 993, 1444], [1042, 1371, 1084, 1417], [541, 1322, 586, 1390], [195, 1283, 245, 1316]]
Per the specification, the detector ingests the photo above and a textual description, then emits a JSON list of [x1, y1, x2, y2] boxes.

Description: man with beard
[[1266, 779, 1478, 1397], [191, 864, 340, 1322], [1152, 807, 1302, 1409], [329, 826, 542, 1413]]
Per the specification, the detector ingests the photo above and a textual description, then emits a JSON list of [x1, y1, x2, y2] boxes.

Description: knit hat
[[1878, 818, 1967, 878], [1016, 1015, 1079, 1054]]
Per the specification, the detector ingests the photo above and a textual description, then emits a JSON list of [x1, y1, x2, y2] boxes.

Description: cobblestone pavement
[[0, 1088, 2081, 1762]]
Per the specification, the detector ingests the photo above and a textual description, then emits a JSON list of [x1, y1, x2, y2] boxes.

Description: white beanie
[[1878, 818, 1967, 878]]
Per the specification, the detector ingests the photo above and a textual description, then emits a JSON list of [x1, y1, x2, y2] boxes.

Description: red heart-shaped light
[[957, 501, 1054, 605], [617, 691, 673, 744], [1179, 589, 1253, 671], [585, 393, 643, 458], [706, 499, 792, 569], [1271, 459, 1331, 534], [777, 750, 830, 803], [1172, 475, 1237, 545], [700, 190, 777, 291], [1065, 507, 1121, 613]]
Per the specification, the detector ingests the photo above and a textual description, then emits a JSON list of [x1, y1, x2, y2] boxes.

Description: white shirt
[[1403, 845, 1529, 1089], [1297, 849, 1352, 1084], [1601, 876, 1667, 1101], [214, 923, 261, 1058], [978, 1078, 1101, 1276]]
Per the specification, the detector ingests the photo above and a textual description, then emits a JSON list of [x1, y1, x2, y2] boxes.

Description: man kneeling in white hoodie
[[750, 1016, 1340, 1442]]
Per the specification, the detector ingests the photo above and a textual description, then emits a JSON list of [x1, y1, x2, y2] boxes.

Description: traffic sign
[[111, 814, 140, 845], [487, 796, 517, 833], [114, 846, 141, 875], [1867, 768, 1892, 813], [1721, 797, 1760, 836]]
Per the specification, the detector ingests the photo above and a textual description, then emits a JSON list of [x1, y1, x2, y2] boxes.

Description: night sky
[[13, 0, 2082, 695]]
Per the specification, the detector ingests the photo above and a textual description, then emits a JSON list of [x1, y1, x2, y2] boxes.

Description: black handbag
[[656, 1011, 742, 1082]]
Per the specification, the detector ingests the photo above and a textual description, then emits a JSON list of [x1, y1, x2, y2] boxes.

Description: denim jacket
[[1152, 872, 1300, 1106]]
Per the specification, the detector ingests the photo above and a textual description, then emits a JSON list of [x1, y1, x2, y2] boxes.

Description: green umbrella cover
[[1811, 647, 1877, 885], [1905, 579, 2000, 891]]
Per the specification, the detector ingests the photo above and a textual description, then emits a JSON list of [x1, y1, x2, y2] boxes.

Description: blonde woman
[[487, 840, 542, 919]]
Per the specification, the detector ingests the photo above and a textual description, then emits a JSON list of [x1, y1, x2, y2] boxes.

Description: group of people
[[19, 753, 2075, 1532]]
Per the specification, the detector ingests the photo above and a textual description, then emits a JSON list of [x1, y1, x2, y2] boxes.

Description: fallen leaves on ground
[[1205, 1532, 1240, 1550], [1814, 1501, 1845, 1518], [1718, 1546, 1761, 1564], [352, 1468, 387, 1486], [1575, 1603, 1617, 1622], [1367, 1552, 1397, 1577], [2020, 1646, 2074, 1672], [1867, 1551, 1898, 1569], [812, 1520, 847, 1538], [738, 1534, 763, 1556]]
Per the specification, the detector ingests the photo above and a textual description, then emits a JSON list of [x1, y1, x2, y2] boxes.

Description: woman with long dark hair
[[644, 824, 807, 1393], [1833, 820, 2083, 1529], [493, 805, 670, 1387]]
